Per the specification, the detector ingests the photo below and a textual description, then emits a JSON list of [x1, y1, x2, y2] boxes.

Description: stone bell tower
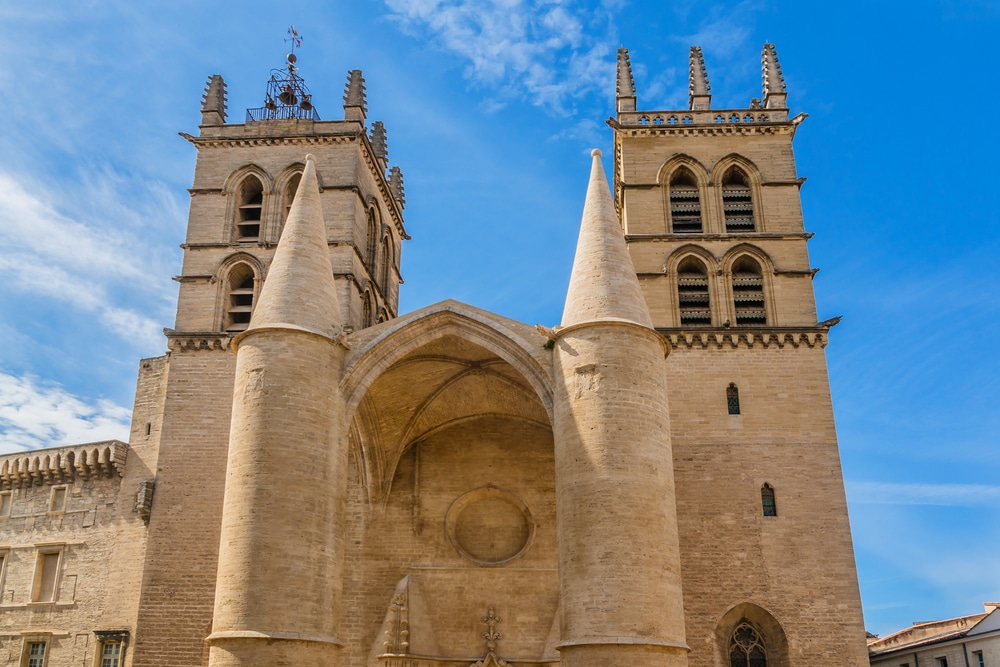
[[131, 53, 407, 666], [610, 45, 869, 665]]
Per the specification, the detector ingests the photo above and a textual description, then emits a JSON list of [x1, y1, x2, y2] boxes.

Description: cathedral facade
[[0, 45, 868, 667]]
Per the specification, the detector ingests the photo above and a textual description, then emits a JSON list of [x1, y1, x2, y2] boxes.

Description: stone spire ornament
[[561, 149, 653, 328], [688, 46, 711, 110], [616, 48, 636, 113], [343, 69, 368, 122], [201, 74, 227, 125], [370, 121, 388, 167], [761, 43, 788, 109]]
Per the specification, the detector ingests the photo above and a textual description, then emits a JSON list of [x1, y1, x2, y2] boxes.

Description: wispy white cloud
[[847, 480, 1000, 507], [0, 169, 182, 348], [0, 372, 130, 454], [382, 0, 618, 114]]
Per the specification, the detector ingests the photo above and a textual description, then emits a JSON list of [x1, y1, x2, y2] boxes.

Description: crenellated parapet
[[0, 440, 128, 489]]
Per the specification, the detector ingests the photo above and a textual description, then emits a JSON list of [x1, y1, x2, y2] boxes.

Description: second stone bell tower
[[610, 45, 869, 666]]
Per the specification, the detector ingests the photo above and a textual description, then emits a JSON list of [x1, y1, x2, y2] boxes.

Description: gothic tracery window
[[761, 484, 777, 517], [729, 622, 767, 667]]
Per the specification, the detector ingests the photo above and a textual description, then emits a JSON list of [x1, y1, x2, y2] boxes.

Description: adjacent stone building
[[868, 604, 1000, 667], [0, 45, 869, 667]]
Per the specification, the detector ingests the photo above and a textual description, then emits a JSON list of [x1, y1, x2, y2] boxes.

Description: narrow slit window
[[367, 208, 379, 271], [235, 176, 264, 242], [732, 257, 767, 326], [722, 167, 755, 233], [677, 258, 711, 326], [379, 236, 392, 292], [669, 169, 702, 233], [727, 383, 741, 415], [761, 484, 777, 517], [225, 266, 256, 333]]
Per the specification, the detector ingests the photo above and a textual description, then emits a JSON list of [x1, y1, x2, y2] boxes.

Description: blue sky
[[0, 0, 997, 639]]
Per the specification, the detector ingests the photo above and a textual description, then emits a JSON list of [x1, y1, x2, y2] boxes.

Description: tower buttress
[[201, 74, 227, 126], [616, 48, 636, 113], [207, 156, 348, 667], [762, 43, 788, 109], [688, 46, 711, 110], [552, 150, 688, 667]]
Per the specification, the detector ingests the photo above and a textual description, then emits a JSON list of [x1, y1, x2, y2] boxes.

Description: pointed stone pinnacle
[[389, 166, 405, 210], [371, 121, 388, 165], [343, 69, 368, 122], [247, 155, 342, 337], [201, 74, 227, 125], [688, 46, 711, 110], [761, 43, 788, 109], [562, 150, 653, 329], [616, 48, 637, 113]]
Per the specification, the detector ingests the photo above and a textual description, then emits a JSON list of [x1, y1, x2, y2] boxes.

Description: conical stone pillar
[[552, 150, 688, 667], [207, 156, 347, 667]]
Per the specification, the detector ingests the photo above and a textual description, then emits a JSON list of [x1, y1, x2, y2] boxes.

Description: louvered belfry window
[[236, 176, 264, 242], [732, 257, 766, 325], [722, 166, 755, 232], [729, 622, 768, 667], [226, 267, 255, 332], [670, 169, 703, 233], [677, 258, 711, 325]]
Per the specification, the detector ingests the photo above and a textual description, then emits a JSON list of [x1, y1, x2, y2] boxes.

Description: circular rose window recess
[[445, 486, 535, 566]]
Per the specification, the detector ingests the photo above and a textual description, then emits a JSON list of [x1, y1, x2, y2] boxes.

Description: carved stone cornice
[[165, 331, 232, 352], [0, 441, 128, 489], [658, 328, 828, 350]]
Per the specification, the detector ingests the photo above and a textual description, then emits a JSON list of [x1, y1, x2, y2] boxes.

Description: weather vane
[[285, 26, 303, 58]]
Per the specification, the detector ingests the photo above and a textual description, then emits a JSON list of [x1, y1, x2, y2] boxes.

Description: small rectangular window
[[100, 641, 121, 667], [32, 549, 62, 602], [26, 641, 46, 667], [938, 658, 949, 667], [974, 651, 984, 667], [49, 487, 67, 513], [0, 491, 11, 517]]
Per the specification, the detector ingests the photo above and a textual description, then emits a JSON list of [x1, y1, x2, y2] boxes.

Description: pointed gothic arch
[[274, 163, 306, 243], [721, 246, 777, 327], [715, 603, 790, 667], [223, 165, 273, 243], [214, 253, 265, 333], [665, 245, 721, 327], [657, 155, 711, 234]]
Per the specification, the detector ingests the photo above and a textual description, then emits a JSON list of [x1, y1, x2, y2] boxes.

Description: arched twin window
[[731, 257, 766, 326], [235, 177, 264, 242], [677, 257, 711, 325], [669, 168, 702, 233], [224, 264, 256, 332], [722, 166, 755, 232], [730, 621, 768, 667]]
